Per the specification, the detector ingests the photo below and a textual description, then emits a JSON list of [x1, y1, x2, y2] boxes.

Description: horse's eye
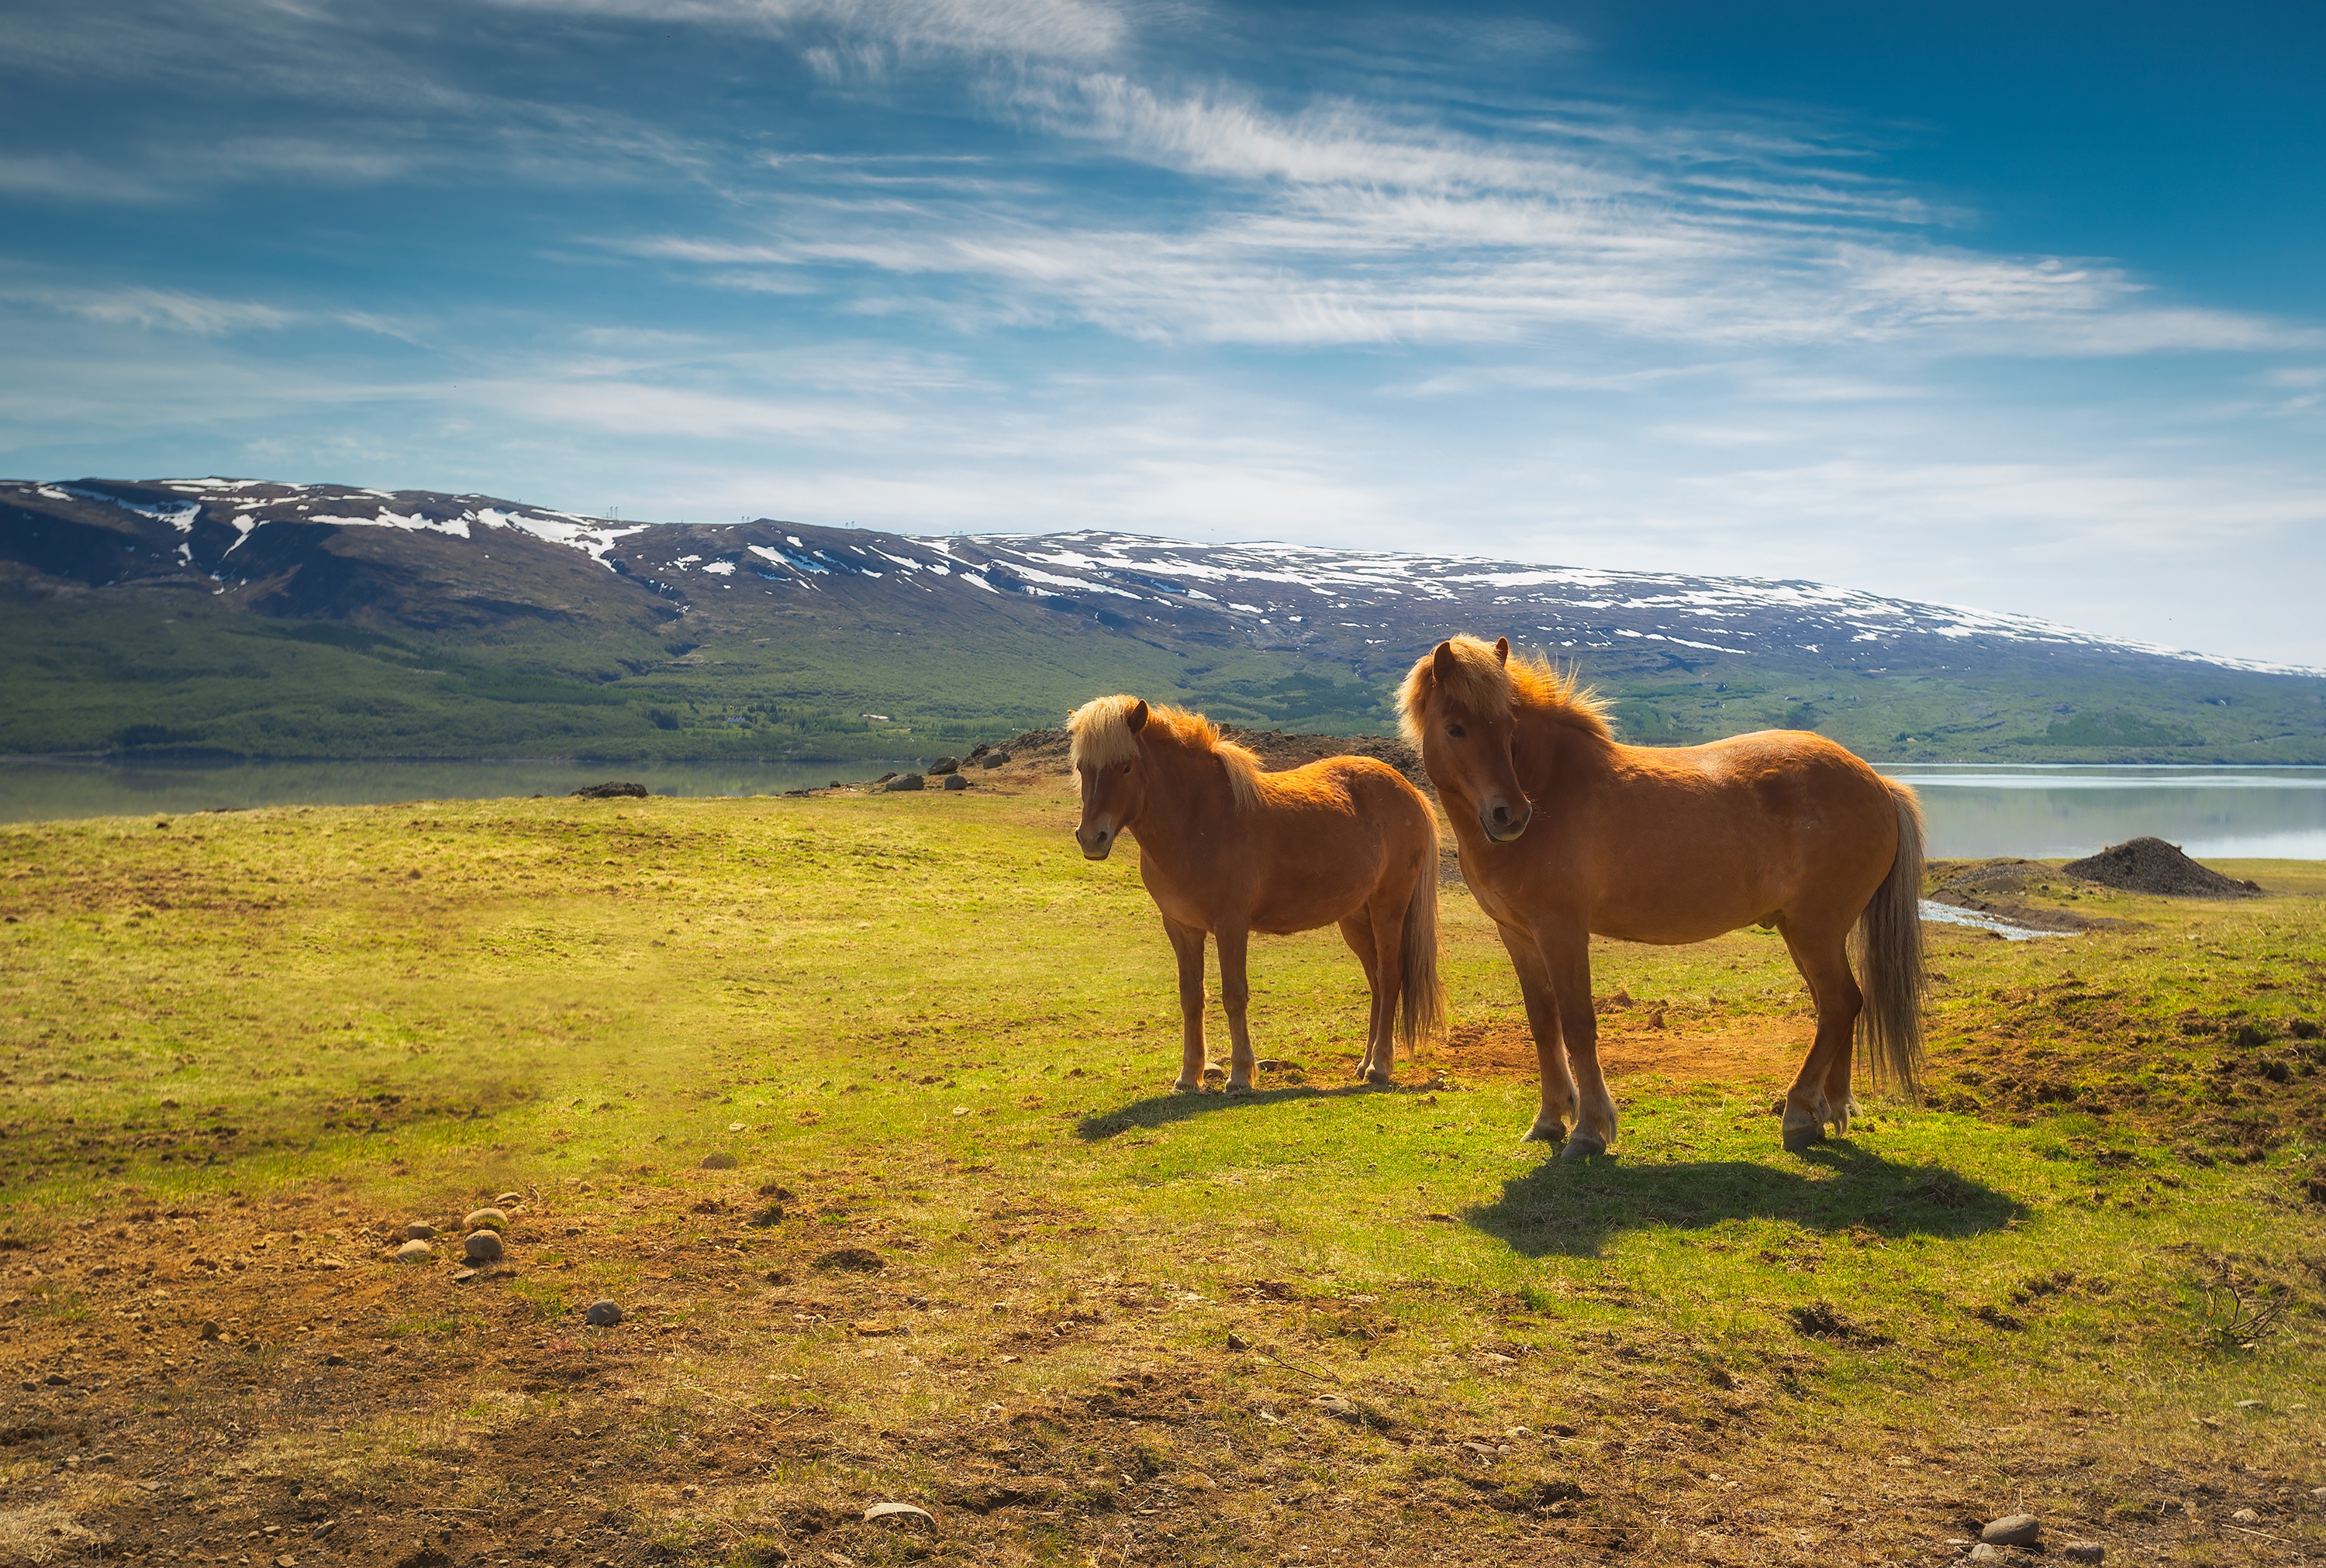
[[1447, 723, 1467, 740], [1122, 762, 1133, 774]]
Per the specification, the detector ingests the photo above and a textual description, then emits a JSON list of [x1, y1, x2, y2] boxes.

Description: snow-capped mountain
[[9, 473, 2301, 680], [5, 474, 2322, 763]]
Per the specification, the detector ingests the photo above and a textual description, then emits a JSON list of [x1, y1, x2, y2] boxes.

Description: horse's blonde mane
[[1397, 635, 1613, 745], [1066, 694, 1263, 811]]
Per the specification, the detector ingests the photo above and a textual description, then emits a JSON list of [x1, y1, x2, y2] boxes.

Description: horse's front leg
[[1216, 925, 1258, 1094], [1540, 928, 1617, 1158], [1164, 918, 1210, 1094], [1781, 927, 1862, 1152], [1496, 922, 1575, 1142]]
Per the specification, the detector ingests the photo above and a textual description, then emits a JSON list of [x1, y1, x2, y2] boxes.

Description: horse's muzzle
[[1480, 801, 1531, 843], [1075, 825, 1114, 860]]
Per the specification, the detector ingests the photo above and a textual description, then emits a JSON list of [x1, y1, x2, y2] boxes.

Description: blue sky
[[3, 0, 2321, 663]]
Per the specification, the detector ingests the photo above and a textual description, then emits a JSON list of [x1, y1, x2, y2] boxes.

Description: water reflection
[[3, 756, 2321, 860], [1881, 765, 2326, 860], [0, 756, 918, 824]]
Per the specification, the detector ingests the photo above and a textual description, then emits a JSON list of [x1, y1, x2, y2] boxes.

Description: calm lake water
[[0, 756, 914, 824], [1879, 765, 2326, 860], [3, 756, 2322, 860]]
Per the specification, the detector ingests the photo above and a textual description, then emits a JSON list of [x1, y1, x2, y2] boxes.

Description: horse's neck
[[1515, 708, 1606, 801], [1132, 741, 1235, 860]]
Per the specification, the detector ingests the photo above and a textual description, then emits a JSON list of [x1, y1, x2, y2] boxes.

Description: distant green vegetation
[[5, 590, 2322, 763]]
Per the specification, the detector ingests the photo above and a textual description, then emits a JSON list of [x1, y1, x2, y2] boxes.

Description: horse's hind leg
[[1216, 924, 1259, 1094], [1496, 922, 1579, 1146], [1338, 915, 1389, 1082], [1164, 918, 1210, 1094], [1362, 895, 1409, 1085], [1779, 925, 1863, 1152]]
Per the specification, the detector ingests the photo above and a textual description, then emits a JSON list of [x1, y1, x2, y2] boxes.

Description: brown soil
[[2062, 837, 2263, 898], [1425, 1018, 1806, 1088], [5, 1182, 2314, 1568], [1922, 859, 2133, 933]]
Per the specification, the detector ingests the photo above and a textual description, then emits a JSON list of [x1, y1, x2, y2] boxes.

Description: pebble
[[403, 1222, 437, 1241], [727, 1122, 746, 1132], [2314, 1486, 2326, 1501], [700, 1153, 738, 1170], [1982, 1515, 2041, 1546], [392, 1239, 433, 1263], [495, 1191, 523, 1206], [463, 1208, 508, 1232], [942, 774, 969, 791], [864, 1502, 934, 1526], [2231, 1508, 2261, 1523], [585, 1300, 623, 1327], [1968, 1547, 2000, 1563], [463, 1230, 505, 1263], [2062, 1545, 2106, 1564], [199, 1321, 222, 1342]]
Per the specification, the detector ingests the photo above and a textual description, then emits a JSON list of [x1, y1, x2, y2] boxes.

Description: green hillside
[[7, 588, 2326, 765]]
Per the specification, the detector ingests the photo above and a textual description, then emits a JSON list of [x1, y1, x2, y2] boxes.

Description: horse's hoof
[[1363, 1068, 1394, 1087], [1172, 1080, 1203, 1096], [1520, 1120, 1565, 1145], [1223, 1079, 1254, 1096], [1558, 1133, 1606, 1160], [1781, 1119, 1825, 1153]]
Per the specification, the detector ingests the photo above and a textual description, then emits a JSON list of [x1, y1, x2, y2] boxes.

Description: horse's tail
[[1853, 779, 1927, 1101], [1396, 833, 1446, 1055]]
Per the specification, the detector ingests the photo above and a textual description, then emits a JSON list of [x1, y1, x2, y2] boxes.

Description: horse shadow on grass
[[1468, 1140, 2026, 1260], [1075, 1079, 1403, 1141], [1075, 1087, 2023, 1260]]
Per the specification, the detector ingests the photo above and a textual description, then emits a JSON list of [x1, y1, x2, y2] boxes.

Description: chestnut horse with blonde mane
[[1069, 696, 1444, 1092], [1401, 636, 1925, 1156]]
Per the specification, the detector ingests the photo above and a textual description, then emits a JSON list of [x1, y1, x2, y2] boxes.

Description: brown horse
[[1069, 695, 1444, 1092], [1399, 636, 1924, 1156]]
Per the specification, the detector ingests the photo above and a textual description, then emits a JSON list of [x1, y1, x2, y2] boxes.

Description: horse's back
[[1260, 753, 1431, 822], [1237, 754, 1434, 932]]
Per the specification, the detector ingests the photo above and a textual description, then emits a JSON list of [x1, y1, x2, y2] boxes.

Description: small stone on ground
[[463, 1230, 505, 1263], [585, 1300, 623, 1327], [463, 1208, 508, 1232], [1981, 1515, 2041, 1546]]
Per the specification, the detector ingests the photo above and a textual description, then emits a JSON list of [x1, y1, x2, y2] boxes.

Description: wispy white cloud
[[626, 74, 2303, 357], [488, 0, 1130, 64]]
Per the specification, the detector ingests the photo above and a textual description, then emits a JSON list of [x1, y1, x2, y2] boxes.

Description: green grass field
[[0, 785, 2321, 1565]]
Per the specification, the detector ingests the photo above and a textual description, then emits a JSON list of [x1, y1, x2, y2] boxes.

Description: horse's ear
[[1493, 636, 1510, 666], [1431, 641, 1458, 684], [1127, 698, 1149, 733]]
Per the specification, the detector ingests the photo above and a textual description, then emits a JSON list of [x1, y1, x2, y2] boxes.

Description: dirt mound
[[1922, 859, 2130, 933], [2062, 836, 2261, 898]]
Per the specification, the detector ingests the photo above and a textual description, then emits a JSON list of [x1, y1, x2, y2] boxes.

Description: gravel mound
[[2062, 836, 2261, 898]]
